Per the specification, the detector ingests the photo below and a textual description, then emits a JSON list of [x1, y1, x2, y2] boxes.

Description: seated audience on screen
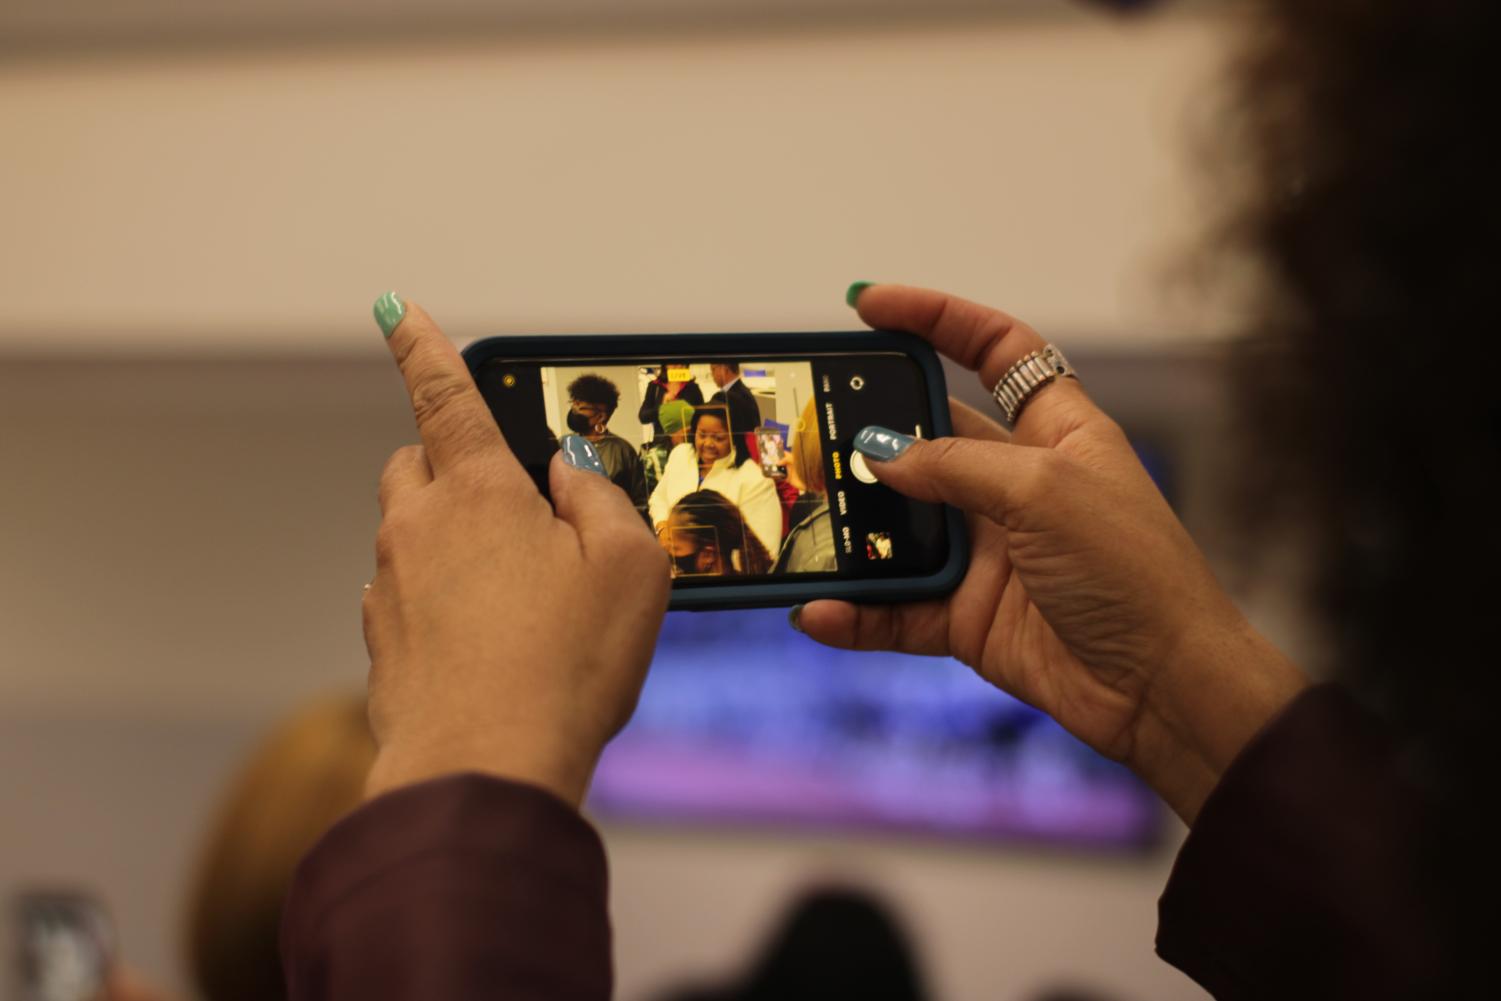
[[661, 490, 773, 577], [565, 373, 647, 508], [774, 398, 836, 574], [648, 404, 780, 556]]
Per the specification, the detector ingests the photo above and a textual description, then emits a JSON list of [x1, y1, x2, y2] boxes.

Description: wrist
[[365, 729, 598, 808], [1129, 611, 1308, 824]]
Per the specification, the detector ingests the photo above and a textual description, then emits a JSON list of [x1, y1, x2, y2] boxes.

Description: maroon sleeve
[[1155, 684, 1447, 999], [281, 773, 612, 1001]]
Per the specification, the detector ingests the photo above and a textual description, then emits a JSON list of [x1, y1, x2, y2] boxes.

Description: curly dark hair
[[567, 373, 621, 415], [1223, 0, 1496, 962]]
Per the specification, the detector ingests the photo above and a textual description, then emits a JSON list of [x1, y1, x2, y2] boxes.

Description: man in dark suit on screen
[[708, 361, 762, 452]]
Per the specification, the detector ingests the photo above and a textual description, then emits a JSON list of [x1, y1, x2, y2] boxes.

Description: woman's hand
[[797, 284, 1307, 823], [362, 296, 670, 807]]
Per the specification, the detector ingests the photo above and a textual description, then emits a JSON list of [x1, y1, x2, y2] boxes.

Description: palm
[[942, 513, 1143, 763], [933, 410, 1160, 765]]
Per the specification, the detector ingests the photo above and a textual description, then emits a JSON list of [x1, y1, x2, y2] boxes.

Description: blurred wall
[[0, 11, 1234, 1001], [0, 14, 1226, 353]]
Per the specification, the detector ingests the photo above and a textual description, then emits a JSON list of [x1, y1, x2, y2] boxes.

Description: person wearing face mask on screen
[[565, 374, 647, 510]]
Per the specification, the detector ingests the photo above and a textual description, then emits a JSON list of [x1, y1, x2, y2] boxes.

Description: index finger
[[375, 293, 510, 475], [850, 283, 1042, 387], [848, 283, 1103, 438]]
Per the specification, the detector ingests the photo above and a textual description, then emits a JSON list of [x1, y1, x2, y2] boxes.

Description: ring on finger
[[991, 344, 1078, 425]]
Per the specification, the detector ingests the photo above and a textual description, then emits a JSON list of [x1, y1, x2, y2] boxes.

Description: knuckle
[[1018, 448, 1070, 501], [614, 521, 662, 564], [373, 513, 413, 568], [917, 435, 968, 468], [379, 445, 419, 483], [409, 371, 476, 431], [389, 327, 422, 369], [446, 454, 500, 492]]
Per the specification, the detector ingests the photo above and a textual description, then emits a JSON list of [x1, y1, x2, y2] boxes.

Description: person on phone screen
[[707, 361, 761, 457], [647, 403, 780, 556], [638, 362, 704, 438], [774, 398, 836, 574], [565, 374, 647, 509], [641, 399, 694, 497], [661, 490, 773, 577]]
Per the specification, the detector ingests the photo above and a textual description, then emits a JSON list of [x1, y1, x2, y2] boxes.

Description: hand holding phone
[[792, 283, 1309, 828]]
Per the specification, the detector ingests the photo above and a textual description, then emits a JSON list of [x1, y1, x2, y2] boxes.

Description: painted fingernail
[[788, 604, 805, 633], [373, 291, 406, 339], [845, 281, 875, 308], [853, 426, 915, 462], [559, 435, 607, 476]]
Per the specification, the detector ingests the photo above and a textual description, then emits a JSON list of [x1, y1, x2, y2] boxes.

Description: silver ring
[[991, 344, 1078, 425]]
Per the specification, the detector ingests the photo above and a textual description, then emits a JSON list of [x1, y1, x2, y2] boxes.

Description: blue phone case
[[461, 330, 968, 610]]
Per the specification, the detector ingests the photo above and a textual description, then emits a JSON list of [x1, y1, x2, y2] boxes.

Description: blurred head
[[1225, 0, 1494, 761], [691, 405, 734, 467], [567, 374, 620, 435], [708, 362, 739, 388], [659, 399, 695, 445], [1222, 0, 1492, 968], [654, 885, 927, 1001], [663, 491, 771, 577], [184, 695, 376, 1001], [790, 397, 824, 497]]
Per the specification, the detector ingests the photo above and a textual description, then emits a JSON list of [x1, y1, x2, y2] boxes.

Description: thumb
[[549, 436, 653, 545], [851, 426, 1060, 527]]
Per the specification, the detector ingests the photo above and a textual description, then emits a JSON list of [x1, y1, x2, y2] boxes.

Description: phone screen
[[474, 352, 948, 588]]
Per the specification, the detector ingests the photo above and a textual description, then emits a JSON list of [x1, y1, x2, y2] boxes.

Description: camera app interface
[[475, 353, 947, 586]]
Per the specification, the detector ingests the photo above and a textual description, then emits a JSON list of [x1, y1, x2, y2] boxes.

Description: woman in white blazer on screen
[[647, 403, 781, 556]]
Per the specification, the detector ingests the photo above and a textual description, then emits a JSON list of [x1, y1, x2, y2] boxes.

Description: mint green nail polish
[[788, 604, 805, 633], [373, 292, 405, 339], [853, 425, 915, 461], [845, 281, 875, 308]]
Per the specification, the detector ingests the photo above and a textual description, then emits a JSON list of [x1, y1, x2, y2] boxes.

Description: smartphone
[[463, 330, 967, 609], [10, 891, 114, 1001], [754, 426, 787, 478]]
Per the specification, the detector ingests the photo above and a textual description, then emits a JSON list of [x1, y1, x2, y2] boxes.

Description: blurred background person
[[642, 398, 695, 497], [183, 696, 375, 1001], [639, 362, 705, 439], [654, 885, 929, 1001], [648, 403, 780, 555], [661, 490, 773, 578], [773, 398, 835, 574], [565, 373, 647, 509]]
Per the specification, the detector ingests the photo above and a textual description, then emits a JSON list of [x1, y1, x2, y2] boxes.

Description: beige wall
[[1, 11, 1237, 1001], [0, 15, 1226, 354]]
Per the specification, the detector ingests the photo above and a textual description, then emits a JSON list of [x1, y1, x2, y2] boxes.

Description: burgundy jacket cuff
[[1156, 684, 1443, 999], [281, 772, 611, 1001]]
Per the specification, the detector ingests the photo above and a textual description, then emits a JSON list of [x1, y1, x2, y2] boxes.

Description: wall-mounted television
[[590, 606, 1159, 848]]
